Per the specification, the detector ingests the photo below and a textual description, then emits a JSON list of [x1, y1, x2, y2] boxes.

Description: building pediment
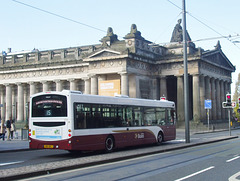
[[89, 49, 121, 58], [201, 49, 235, 72], [83, 49, 127, 61]]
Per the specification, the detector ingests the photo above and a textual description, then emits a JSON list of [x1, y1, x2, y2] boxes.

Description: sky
[[1, 0, 240, 92]]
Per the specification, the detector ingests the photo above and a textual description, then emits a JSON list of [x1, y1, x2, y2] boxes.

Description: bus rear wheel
[[105, 135, 114, 152], [156, 132, 164, 145]]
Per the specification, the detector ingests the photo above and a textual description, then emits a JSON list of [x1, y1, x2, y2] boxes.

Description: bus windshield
[[32, 94, 67, 117]]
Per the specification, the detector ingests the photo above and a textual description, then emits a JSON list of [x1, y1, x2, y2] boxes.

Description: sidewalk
[[0, 139, 29, 153]]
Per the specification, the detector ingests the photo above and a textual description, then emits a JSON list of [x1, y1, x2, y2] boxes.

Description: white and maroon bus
[[29, 90, 176, 152]]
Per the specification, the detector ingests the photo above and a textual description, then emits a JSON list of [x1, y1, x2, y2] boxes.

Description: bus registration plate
[[44, 145, 54, 149]]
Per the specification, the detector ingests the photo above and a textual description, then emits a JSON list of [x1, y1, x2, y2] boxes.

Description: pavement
[[0, 129, 239, 180], [0, 139, 29, 153]]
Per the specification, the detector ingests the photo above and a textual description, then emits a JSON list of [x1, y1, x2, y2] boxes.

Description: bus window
[[32, 94, 67, 117], [92, 104, 102, 128], [156, 108, 166, 125], [133, 107, 143, 126], [125, 107, 134, 126], [101, 104, 122, 128], [144, 107, 156, 126], [117, 106, 125, 127], [74, 103, 86, 129], [166, 109, 175, 125]]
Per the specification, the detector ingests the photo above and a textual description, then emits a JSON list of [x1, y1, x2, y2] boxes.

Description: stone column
[[24, 86, 28, 121], [177, 76, 184, 124], [193, 74, 200, 121], [12, 86, 16, 121], [90, 75, 98, 95], [42, 81, 49, 92], [199, 75, 206, 120], [205, 77, 211, 99], [0, 86, 5, 121], [69, 79, 77, 91], [211, 78, 216, 120], [55, 80, 63, 91], [83, 78, 90, 94], [120, 72, 129, 96], [216, 79, 221, 120], [29, 82, 36, 96], [17, 83, 24, 122], [5, 84, 12, 120], [159, 76, 167, 99], [220, 80, 225, 120]]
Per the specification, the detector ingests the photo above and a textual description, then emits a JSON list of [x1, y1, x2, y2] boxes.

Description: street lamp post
[[182, 0, 190, 143]]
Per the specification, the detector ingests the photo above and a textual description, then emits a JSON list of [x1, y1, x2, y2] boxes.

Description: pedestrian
[[6, 117, 11, 141], [10, 120, 16, 139], [0, 120, 6, 141]]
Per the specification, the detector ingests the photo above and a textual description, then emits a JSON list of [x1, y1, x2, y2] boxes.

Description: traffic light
[[226, 94, 231, 106]]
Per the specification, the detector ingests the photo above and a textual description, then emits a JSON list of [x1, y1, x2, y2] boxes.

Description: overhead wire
[[166, 0, 182, 10], [12, 0, 107, 34], [193, 34, 240, 43]]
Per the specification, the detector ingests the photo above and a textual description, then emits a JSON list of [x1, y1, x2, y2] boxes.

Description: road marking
[[226, 156, 240, 163], [175, 166, 215, 181], [0, 161, 24, 166], [229, 171, 240, 181]]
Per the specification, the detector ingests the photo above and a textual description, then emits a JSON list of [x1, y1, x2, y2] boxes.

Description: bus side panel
[[160, 125, 176, 141], [113, 128, 157, 148], [71, 135, 106, 151], [112, 131, 132, 148]]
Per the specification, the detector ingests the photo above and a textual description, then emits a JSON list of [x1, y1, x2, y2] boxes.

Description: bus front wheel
[[105, 135, 114, 152], [156, 132, 164, 145]]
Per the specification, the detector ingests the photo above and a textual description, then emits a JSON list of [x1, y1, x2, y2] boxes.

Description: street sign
[[205, 100, 212, 109]]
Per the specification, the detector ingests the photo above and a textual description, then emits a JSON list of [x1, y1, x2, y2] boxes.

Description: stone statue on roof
[[124, 24, 144, 40], [170, 19, 191, 43], [100, 27, 118, 46]]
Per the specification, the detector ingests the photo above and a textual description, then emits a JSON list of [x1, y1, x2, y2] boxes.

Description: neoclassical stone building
[[0, 22, 235, 129]]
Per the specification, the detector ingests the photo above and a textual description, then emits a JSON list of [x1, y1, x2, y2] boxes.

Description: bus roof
[[31, 90, 175, 108]]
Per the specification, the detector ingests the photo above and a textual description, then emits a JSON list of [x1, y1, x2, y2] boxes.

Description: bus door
[[161, 109, 176, 141], [123, 107, 137, 145], [126, 107, 147, 145]]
